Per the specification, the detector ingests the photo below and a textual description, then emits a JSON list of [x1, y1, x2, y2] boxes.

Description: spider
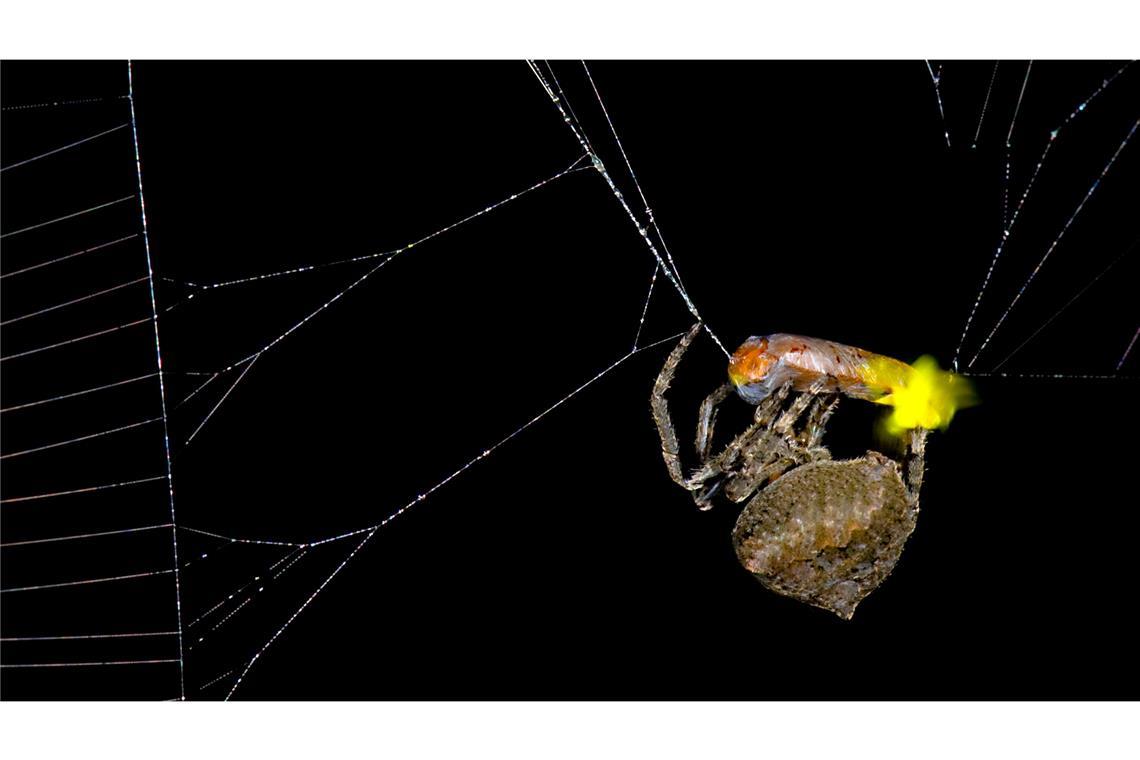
[[651, 323, 930, 619]]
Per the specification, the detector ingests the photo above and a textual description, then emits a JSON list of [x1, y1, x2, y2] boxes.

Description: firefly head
[[728, 336, 781, 404]]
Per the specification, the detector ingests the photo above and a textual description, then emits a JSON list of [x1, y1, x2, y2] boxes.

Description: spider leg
[[727, 383, 838, 504], [650, 323, 706, 492], [902, 426, 928, 506], [650, 329, 845, 513], [696, 378, 792, 463], [798, 394, 840, 450], [752, 382, 792, 427], [773, 378, 829, 436], [686, 422, 761, 509], [652, 324, 772, 510], [725, 456, 798, 503], [695, 382, 734, 461]]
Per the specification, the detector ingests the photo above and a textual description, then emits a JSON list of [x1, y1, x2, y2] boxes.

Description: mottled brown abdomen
[[731, 453, 917, 619]]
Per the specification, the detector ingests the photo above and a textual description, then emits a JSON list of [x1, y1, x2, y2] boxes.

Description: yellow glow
[[870, 355, 976, 437]]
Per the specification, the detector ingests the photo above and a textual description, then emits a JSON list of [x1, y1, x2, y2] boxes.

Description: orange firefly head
[[728, 336, 775, 388]]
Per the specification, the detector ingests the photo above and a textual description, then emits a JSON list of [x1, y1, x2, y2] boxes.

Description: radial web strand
[[2, 61, 1135, 701]]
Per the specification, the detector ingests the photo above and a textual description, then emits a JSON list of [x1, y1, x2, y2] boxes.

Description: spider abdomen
[[731, 452, 917, 620]]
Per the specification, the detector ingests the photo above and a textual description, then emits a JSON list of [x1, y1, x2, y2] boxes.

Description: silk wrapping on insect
[[728, 333, 974, 433]]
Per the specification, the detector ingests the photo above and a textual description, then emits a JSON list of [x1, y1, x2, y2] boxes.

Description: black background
[[1, 61, 1137, 700]]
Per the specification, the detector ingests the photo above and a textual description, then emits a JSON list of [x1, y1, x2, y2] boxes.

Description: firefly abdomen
[[728, 334, 973, 434]]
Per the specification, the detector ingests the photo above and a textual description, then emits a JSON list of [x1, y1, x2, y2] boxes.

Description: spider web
[[1, 60, 1136, 700]]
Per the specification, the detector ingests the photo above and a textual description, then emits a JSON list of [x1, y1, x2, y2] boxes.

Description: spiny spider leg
[[752, 383, 792, 427], [773, 378, 831, 435], [693, 381, 804, 508], [696, 383, 734, 461], [686, 415, 771, 509], [723, 382, 838, 504], [651, 323, 704, 491], [651, 323, 790, 510], [799, 395, 840, 449], [652, 324, 845, 512], [903, 427, 928, 504], [725, 456, 798, 503]]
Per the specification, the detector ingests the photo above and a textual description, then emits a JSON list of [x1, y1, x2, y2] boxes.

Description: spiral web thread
[[1, 61, 1135, 700]]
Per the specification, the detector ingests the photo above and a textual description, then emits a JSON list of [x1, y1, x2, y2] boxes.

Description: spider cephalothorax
[[651, 323, 930, 619]]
